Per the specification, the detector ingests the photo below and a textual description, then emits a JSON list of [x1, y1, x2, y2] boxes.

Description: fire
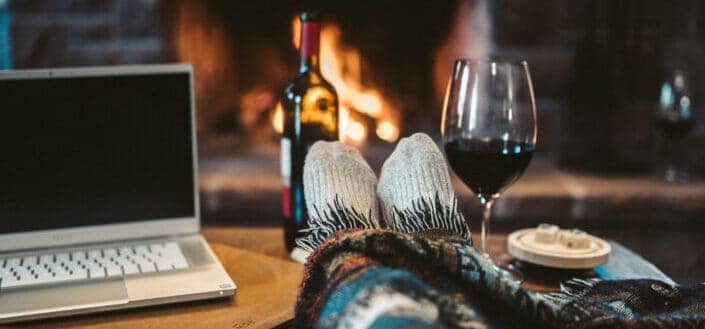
[[338, 105, 350, 136], [272, 104, 369, 145], [376, 121, 400, 143], [273, 16, 399, 143], [351, 91, 382, 117], [346, 120, 367, 142], [272, 103, 284, 134]]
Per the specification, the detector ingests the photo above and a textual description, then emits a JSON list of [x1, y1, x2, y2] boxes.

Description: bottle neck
[[299, 21, 321, 73], [299, 55, 319, 73]]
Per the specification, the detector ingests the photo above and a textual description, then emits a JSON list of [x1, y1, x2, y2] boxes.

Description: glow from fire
[[376, 121, 400, 143], [272, 103, 284, 134], [338, 105, 350, 136], [346, 120, 367, 142], [351, 92, 382, 117], [273, 17, 399, 143]]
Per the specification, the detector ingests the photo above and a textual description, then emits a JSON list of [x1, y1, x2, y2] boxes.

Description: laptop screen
[[0, 71, 196, 234]]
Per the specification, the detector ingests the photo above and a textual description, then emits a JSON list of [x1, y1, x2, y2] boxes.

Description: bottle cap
[[300, 11, 321, 22]]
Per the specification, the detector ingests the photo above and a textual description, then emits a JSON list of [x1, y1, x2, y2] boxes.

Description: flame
[[338, 105, 350, 136], [284, 16, 398, 143], [272, 103, 284, 134], [346, 120, 367, 143], [351, 91, 382, 117], [292, 17, 301, 50], [376, 121, 399, 143]]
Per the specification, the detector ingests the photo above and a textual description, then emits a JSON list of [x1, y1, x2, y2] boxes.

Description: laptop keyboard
[[0, 242, 189, 291]]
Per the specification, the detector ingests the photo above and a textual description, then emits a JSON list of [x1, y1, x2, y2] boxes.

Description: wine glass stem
[[480, 198, 494, 256]]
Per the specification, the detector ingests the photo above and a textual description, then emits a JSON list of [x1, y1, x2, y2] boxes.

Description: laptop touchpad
[[0, 279, 128, 318]]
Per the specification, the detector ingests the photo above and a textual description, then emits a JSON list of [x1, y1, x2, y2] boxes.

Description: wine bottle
[[281, 12, 339, 251]]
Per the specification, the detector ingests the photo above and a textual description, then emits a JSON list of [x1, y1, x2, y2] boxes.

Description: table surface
[[202, 227, 589, 293], [5, 227, 666, 328]]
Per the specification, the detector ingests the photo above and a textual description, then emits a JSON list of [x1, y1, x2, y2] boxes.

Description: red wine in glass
[[444, 138, 534, 197]]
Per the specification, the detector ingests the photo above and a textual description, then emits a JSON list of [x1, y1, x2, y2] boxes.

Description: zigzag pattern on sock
[[389, 192, 471, 241], [296, 196, 381, 253]]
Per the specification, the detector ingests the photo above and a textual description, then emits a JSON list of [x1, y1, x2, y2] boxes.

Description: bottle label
[[281, 138, 291, 184], [281, 138, 291, 217], [282, 186, 291, 218], [300, 22, 320, 57]]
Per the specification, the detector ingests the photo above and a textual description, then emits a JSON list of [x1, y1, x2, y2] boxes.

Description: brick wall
[[8, 0, 166, 68]]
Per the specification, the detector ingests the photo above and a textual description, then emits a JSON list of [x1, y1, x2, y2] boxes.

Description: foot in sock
[[377, 133, 471, 240], [293, 141, 381, 262]]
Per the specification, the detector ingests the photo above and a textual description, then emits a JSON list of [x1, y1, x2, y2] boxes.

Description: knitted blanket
[[294, 229, 705, 329]]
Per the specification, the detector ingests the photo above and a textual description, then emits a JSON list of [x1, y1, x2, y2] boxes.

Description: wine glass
[[441, 59, 537, 260], [654, 70, 695, 183]]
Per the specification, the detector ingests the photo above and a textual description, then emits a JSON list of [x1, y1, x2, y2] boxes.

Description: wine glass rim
[[454, 58, 529, 67]]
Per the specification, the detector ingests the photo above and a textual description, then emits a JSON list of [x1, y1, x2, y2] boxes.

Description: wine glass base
[[481, 253, 524, 284]]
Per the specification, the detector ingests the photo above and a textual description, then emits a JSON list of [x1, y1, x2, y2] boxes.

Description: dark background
[[5, 0, 705, 175]]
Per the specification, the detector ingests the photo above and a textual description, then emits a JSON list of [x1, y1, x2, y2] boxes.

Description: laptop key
[[121, 263, 138, 275], [150, 243, 164, 252], [88, 266, 105, 279], [71, 251, 87, 261], [134, 246, 149, 256], [138, 262, 156, 273], [39, 254, 54, 264], [156, 260, 173, 272], [88, 250, 102, 260], [103, 248, 118, 259], [56, 253, 70, 263], [118, 247, 134, 256], [105, 265, 122, 277], [23, 256, 38, 265]]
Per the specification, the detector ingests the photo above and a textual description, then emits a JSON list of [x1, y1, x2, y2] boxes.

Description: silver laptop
[[0, 64, 236, 323]]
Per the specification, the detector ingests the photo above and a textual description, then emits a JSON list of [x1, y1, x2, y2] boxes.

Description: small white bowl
[[507, 228, 611, 269]]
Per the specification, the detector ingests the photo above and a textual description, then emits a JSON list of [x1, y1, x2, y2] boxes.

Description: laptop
[[0, 64, 236, 323]]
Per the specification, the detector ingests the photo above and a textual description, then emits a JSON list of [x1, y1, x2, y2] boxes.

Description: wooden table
[[4, 227, 670, 328], [205, 227, 675, 293], [203, 227, 637, 293]]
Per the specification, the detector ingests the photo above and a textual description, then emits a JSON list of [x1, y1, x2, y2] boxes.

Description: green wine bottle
[[280, 12, 339, 251]]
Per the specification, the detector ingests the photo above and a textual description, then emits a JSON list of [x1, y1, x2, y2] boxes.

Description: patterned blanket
[[294, 229, 705, 329]]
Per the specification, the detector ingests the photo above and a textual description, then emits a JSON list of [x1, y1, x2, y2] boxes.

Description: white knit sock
[[293, 141, 381, 262], [377, 133, 471, 239]]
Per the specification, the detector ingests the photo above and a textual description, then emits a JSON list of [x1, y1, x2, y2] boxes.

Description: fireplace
[[5, 0, 705, 175], [167, 0, 467, 153]]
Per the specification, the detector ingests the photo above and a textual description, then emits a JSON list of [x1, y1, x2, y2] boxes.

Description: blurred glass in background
[[655, 70, 696, 182]]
